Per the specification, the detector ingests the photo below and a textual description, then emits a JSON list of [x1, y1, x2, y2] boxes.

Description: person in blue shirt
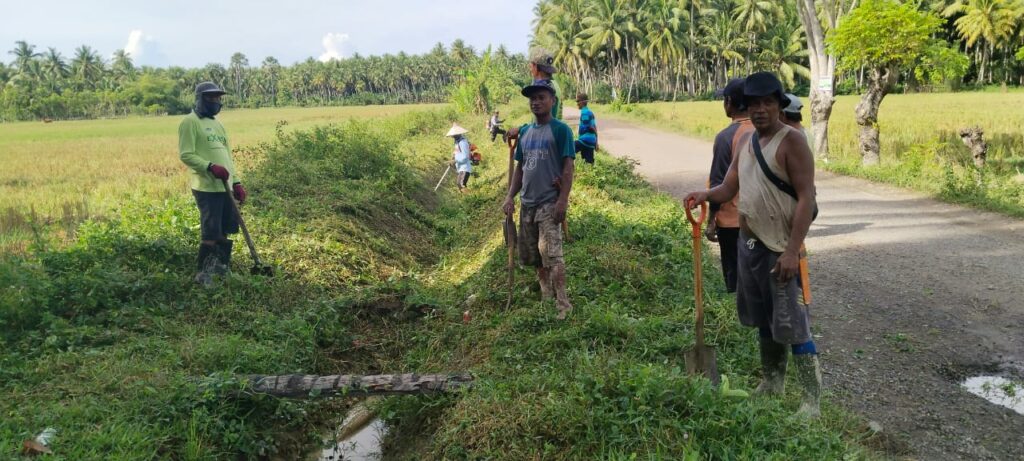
[[446, 123, 473, 191], [574, 93, 598, 164]]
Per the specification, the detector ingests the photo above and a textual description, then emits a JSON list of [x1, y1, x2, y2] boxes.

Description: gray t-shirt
[[514, 119, 575, 207]]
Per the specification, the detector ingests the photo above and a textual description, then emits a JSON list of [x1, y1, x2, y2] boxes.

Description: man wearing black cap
[[707, 78, 753, 293], [502, 79, 576, 320], [685, 72, 821, 418], [528, 47, 562, 121], [179, 82, 246, 286]]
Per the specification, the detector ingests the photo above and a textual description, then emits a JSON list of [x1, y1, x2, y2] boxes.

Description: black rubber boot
[[195, 243, 219, 286], [793, 354, 822, 418], [215, 239, 233, 275], [754, 336, 788, 396]]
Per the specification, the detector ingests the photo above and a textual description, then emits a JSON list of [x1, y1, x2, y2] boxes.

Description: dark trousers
[[490, 127, 506, 142], [192, 190, 239, 241], [575, 140, 595, 164], [717, 227, 739, 293]]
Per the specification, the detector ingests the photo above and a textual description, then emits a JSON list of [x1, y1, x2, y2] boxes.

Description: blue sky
[[0, 0, 536, 67]]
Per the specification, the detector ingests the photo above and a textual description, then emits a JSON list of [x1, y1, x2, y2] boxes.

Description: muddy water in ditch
[[962, 376, 1024, 415], [317, 417, 386, 461]]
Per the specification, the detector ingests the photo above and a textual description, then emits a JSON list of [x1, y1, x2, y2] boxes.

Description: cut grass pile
[[1, 107, 879, 459], [598, 91, 1024, 216]]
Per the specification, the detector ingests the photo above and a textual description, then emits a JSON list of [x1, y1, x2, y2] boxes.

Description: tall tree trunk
[[797, 0, 839, 161], [855, 67, 895, 166]]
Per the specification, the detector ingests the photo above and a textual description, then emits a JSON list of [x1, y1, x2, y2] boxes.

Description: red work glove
[[232, 183, 247, 204], [207, 163, 230, 180]]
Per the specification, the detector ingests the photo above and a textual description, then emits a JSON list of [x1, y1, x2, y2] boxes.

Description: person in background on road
[[446, 123, 473, 192], [179, 82, 246, 286], [781, 93, 807, 140], [685, 72, 821, 418], [528, 48, 562, 121], [706, 78, 753, 293], [575, 93, 598, 164], [503, 80, 576, 320], [488, 110, 506, 142]]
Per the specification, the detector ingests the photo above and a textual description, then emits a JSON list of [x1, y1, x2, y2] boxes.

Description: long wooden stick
[[244, 373, 473, 398], [506, 137, 518, 310], [434, 164, 452, 191]]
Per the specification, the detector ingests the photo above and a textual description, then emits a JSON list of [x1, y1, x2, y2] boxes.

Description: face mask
[[202, 99, 222, 117], [196, 97, 222, 118]]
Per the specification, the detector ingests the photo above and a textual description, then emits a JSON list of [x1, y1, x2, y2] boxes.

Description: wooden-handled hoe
[[222, 180, 274, 276]]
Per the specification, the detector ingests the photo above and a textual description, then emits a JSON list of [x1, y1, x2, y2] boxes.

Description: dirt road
[[567, 108, 1024, 460]]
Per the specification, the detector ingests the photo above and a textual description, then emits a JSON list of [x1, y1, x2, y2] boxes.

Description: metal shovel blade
[[684, 345, 720, 386], [250, 264, 275, 277]]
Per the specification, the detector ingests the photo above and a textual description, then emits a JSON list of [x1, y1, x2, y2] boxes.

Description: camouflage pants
[[518, 201, 564, 268]]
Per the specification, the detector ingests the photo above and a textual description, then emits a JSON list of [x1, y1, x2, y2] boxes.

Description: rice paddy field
[[598, 91, 1024, 216], [0, 104, 443, 252]]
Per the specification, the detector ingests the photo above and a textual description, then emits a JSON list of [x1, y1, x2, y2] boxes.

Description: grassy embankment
[[597, 91, 1024, 217], [1, 107, 879, 459]]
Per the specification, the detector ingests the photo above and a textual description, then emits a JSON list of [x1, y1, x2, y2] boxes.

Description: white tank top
[[738, 124, 797, 253]]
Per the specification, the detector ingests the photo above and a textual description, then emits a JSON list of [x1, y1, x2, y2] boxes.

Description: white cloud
[[318, 32, 351, 62], [122, 29, 167, 66], [124, 30, 145, 57]]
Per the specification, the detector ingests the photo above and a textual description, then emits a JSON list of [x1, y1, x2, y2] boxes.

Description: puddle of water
[[962, 376, 1024, 415], [318, 418, 386, 461]]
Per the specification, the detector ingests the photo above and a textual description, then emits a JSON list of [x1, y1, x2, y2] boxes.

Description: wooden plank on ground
[[244, 372, 473, 398]]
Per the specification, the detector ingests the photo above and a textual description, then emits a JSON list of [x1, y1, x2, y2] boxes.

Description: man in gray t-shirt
[[503, 79, 576, 320]]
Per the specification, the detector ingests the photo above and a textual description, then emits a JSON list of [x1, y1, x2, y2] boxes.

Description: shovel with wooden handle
[[683, 200, 720, 386], [504, 137, 518, 310]]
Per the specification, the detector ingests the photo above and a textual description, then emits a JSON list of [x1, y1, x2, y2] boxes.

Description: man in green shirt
[[178, 82, 247, 286], [528, 48, 562, 121]]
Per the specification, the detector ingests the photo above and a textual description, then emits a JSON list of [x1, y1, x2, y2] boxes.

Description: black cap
[[529, 48, 557, 74], [195, 81, 227, 98], [715, 78, 746, 104], [521, 79, 557, 97], [743, 72, 789, 107]]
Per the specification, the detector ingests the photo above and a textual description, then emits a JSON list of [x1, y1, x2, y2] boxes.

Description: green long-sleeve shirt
[[178, 112, 237, 192]]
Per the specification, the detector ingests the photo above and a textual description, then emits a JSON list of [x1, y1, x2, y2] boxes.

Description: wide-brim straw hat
[[446, 123, 468, 137]]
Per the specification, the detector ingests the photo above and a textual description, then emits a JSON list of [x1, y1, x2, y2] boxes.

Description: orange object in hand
[[799, 245, 812, 305]]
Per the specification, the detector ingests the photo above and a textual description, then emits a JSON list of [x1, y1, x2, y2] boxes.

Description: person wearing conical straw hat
[[446, 123, 473, 191]]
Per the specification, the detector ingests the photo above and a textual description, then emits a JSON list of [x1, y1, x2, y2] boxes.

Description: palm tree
[[581, 0, 638, 99], [733, 0, 783, 34], [641, 0, 687, 98], [42, 47, 69, 92], [701, 11, 748, 87], [9, 40, 41, 72], [70, 45, 105, 89], [0, 62, 11, 86], [260, 56, 282, 106], [944, 0, 1021, 83], [759, 21, 811, 88], [229, 52, 249, 102], [111, 49, 136, 85]]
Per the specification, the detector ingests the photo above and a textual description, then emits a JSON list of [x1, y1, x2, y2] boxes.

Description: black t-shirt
[[709, 122, 741, 213]]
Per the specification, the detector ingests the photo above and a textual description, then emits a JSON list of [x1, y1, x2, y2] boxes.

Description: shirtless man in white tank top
[[685, 72, 821, 418]]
